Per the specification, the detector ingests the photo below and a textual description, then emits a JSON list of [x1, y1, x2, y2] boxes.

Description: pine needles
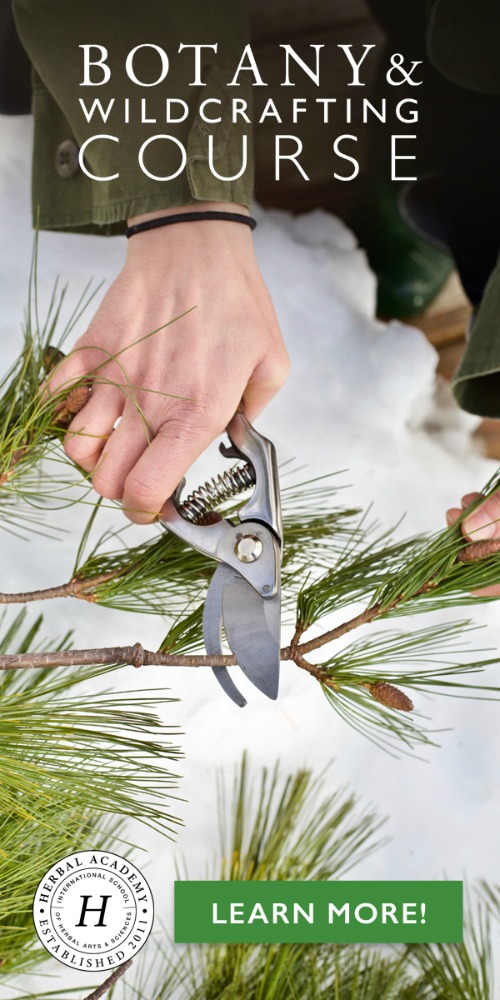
[[0, 245, 100, 539], [0, 609, 183, 977]]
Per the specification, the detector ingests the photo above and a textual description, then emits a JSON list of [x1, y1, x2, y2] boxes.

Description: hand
[[446, 490, 500, 596], [46, 203, 290, 524]]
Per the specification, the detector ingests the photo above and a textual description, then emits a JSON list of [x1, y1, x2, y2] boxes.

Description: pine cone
[[457, 539, 500, 562], [64, 383, 92, 414], [369, 682, 413, 712], [53, 381, 92, 427]]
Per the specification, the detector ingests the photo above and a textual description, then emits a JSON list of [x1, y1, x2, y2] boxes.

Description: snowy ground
[[1, 115, 500, 997]]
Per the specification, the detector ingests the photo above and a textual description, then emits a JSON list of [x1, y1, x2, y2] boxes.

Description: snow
[[1, 114, 500, 996]]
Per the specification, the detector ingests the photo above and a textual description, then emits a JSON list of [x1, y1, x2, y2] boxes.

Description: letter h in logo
[[76, 895, 111, 927]]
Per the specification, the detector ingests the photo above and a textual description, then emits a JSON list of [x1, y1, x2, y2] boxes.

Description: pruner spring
[[178, 463, 256, 524], [162, 412, 282, 598]]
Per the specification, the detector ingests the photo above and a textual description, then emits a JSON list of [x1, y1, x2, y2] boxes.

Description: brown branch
[[0, 570, 125, 604], [290, 646, 325, 682], [298, 577, 442, 656], [290, 618, 305, 647], [0, 640, 415, 713], [298, 601, 389, 656], [83, 959, 133, 1000], [0, 578, 442, 675], [6, 551, 491, 704], [0, 642, 239, 671]]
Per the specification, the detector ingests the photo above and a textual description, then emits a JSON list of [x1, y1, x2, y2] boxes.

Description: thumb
[[463, 491, 500, 540], [242, 354, 290, 422]]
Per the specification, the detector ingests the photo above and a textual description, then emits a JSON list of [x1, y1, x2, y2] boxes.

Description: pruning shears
[[161, 411, 282, 707]]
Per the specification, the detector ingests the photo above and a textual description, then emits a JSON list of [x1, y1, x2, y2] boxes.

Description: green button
[[174, 880, 462, 944]]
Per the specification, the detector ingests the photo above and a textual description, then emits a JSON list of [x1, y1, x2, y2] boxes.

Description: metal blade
[[222, 575, 280, 700], [203, 564, 247, 708]]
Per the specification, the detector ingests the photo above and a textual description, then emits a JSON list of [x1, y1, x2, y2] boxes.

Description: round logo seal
[[32, 850, 154, 971]]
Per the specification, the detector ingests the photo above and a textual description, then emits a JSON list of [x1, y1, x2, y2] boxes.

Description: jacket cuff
[[14, 0, 254, 233], [31, 69, 253, 234], [452, 255, 500, 417]]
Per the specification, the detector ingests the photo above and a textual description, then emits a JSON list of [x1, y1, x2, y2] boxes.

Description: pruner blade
[[203, 562, 280, 705], [203, 563, 247, 708]]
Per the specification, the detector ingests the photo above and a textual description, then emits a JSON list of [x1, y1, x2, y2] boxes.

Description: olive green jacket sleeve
[[12, 0, 254, 234], [427, 0, 500, 417]]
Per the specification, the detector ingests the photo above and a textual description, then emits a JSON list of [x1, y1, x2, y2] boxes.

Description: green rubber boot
[[351, 181, 454, 319]]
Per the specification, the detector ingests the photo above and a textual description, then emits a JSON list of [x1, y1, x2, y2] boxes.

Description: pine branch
[[0, 638, 402, 677], [0, 610, 183, 978], [298, 578, 440, 656], [0, 569, 126, 604], [83, 960, 133, 1000], [0, 642, 239, 670], [0, 639, 428, 723], [1, 522, 499, 759]]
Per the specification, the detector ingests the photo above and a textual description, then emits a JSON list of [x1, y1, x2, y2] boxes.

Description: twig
[[298, 577, 441, 656], [83, 959, 133, 1000], [291, 647, 324, 682], [298, 601, 389, 655], [0, 570, 124, 604], [290, 618, 306, 648]]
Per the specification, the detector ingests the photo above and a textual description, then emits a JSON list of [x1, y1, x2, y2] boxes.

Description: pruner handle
[[224, 412, 282, 545]]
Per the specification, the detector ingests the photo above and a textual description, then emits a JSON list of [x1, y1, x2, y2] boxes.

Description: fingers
[[80, 354, 287, 516], [122, 411, 224, 524], [63, 386, 124, 472], [90, 400, 158, 499], [50, 263, 290, 521], [470, 583, 500, 597], [445, 492, 500, 541], [461, 492, 481, 508], [446, 490, 500, 596], [108, 347, 288, 522]]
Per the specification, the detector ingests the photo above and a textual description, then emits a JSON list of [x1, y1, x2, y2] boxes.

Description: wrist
[[125, 202, 255, 267], [127, 202, 250, 228]]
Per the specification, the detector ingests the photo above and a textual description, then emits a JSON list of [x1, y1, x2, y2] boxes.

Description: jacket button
[[55, 139, 80, 179]]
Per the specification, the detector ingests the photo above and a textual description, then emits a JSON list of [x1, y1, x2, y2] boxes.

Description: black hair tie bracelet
[[126, 211, 257, 238]]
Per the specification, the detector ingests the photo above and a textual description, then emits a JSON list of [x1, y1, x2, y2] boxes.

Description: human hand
[[446, 490, 500, 596], [46, 203, 290, 524]]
